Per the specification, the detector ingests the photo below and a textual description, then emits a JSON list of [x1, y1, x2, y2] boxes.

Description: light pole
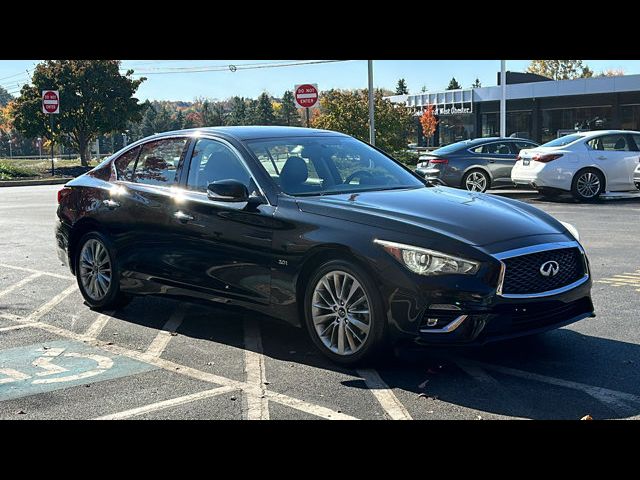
[[8, 138, 12, 160], [122, 130, 129, 148], [37, 137, 42, 159], [368, 60, 375, 146], [500, 60, 507, 138]]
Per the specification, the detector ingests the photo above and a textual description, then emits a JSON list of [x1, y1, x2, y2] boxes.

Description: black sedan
[[416, 137, 539, 192], [55, 127, 593, 364]]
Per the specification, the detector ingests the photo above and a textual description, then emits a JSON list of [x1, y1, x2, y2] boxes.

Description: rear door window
[[114, 146, 140, 181], [587, 134, 632, 151], [133, 138, 188, 186]]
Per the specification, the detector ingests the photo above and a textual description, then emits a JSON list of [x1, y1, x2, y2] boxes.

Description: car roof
[[148, 126, 349, 141], [572, 129, 640, 138], [441, 137, 536, 149]]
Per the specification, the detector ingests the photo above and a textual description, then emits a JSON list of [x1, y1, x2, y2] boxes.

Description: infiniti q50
[[55, 127, 595, 364]]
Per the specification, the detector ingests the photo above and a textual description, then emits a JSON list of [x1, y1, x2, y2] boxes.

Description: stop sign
[[42, 90, 60, 114], [294, 84, 318, 109]]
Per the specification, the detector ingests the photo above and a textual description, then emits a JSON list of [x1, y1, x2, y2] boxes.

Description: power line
[[0, 69, 32, 83], [127, 60, 351, 75]]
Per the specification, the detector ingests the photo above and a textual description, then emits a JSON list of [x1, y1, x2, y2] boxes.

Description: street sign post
[[294, 84, 319, 128], [42, 90, 59, 177]]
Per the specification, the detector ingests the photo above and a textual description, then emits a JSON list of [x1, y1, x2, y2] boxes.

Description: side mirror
[[207, 180, 249, 203]]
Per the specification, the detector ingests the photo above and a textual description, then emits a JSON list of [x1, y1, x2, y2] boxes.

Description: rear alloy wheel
[[76, 232, 131, 310], [304, 260, 385, 365], [571, 169, 604, 201], [462, 170, 489, 193]]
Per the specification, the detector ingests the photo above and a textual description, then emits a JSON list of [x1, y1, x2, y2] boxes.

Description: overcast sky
[[2, 60, 639, 102]]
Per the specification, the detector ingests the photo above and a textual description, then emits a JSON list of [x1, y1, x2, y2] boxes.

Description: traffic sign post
[[42, 90, 59, 177], [294, 84, 319, 128]]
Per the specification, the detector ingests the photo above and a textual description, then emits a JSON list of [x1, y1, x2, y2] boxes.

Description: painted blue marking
[[0, 339, 156, 402]]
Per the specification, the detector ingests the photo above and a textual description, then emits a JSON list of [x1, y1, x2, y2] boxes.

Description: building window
[[541, 106, 612, 144], [482, 113, 498, 137], [481, 111, 532, 139], [438, 113, 475, 145], [621, 105, 640, 131]]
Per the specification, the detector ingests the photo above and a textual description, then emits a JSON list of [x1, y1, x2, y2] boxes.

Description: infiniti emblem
[[540, 260, 560, 277]]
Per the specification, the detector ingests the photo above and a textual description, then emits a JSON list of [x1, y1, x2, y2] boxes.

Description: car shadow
[[102, 296, 640, 420]]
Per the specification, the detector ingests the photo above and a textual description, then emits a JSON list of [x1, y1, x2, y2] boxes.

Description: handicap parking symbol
[[0, 340, 155, 401]]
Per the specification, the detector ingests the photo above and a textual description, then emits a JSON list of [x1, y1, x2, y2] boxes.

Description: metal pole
[[8, 139, 12, 160], [305, 107, 310, 128], [368, 60, 375, 145], [500, 60, 506, 138], [49, 115, 54, 176]]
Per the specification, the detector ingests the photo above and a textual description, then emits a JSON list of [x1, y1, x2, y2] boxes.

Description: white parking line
[[7, 304, 357, 420], [472, 360, 640, 416], [83, 312, 114, 340], [356, 368, 413, 420], [243, 317, 269, 420], [94, 385, 238, 420], [0, 272, 43, 299], [144, 305, 186, 358], [22, 283, 77, 323], [0, 263, 73, 280], [0, 322, 40, 333]]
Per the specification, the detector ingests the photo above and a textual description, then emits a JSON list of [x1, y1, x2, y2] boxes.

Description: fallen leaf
[[581, 415, 593, 420], [263, 381, 270, 385], [105, 342, 114, 345], [16, 410, 26, 415], [230, 396, 237, 401], [206, 362, 214, 366], [113, 333, 119, 336]]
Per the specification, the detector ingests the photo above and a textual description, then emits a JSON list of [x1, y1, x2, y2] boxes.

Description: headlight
[[374, 239, 480, 275], [560, 221, 580, 242]]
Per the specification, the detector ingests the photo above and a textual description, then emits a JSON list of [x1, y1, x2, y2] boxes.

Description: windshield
[[432, 140, 472, 155], [540, 134, 584, 148], [246, 136, 424, 196]]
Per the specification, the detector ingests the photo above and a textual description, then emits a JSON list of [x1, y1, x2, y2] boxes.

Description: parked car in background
[[633, 162, 640, 189], [512, 130, 640, 201], [416, 137, 539, 193], [55, 126, 592, 365]]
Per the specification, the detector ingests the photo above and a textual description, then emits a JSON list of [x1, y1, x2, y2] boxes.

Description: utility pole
[[500, 60, 506, 138], [8, 138, 12, 160], [368, 60, 375, 145]]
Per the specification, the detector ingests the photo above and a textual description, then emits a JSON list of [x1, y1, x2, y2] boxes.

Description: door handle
[[597, 156, 607, 160], [102, 199, 120, 209], [488, 159, 496, 163], [174, 211, 194, 223]]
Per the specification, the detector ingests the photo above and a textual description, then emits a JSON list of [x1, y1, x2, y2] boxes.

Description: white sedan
[[511, 130, 640, 201]]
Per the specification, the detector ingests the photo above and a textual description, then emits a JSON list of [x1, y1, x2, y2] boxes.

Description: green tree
[[395, 78, 409, 95], [140, 101, 158, 136], [447, 77, 462, 90], [420, 85, 428, 93], [311, 89, 414, 152], [11, 60, 145, 166], [0, 86, 12, 107], [527, 60, 593, 80], [172, 110, 185, 130], [278, 90, 299, 126], [471, 78, 482, 88], [227, 96, 247, 125], [253, 92, 275, 125]]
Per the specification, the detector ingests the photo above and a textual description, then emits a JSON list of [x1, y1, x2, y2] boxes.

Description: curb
[[489, 190, 539, 198], [0, 178, 73, 187]]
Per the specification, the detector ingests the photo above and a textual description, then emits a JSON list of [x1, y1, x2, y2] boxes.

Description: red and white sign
[[294, 84, 318, 109], [42, 90, 60, 114]]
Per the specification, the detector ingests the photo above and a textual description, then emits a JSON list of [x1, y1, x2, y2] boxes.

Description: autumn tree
[[527, 60, 594, 80], [311, 89, 414, 152], [395, 79, 409, 95], [419, 104, 438, 141], [599, 68, 625, 77], [447, 77, 462, 90], [11, 60, 145, 165]]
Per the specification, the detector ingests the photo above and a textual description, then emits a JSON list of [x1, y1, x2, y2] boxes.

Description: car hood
[[295, 186, 567, 247]]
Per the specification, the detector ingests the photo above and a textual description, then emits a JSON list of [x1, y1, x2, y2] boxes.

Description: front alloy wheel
[[304, 260, 385, 365]]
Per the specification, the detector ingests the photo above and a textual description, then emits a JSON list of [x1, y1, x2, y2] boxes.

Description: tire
[[303, 259, 387, 365], [571, 168, 604, 202], [462, 169, 490, 193], [75, 231, 131, 310]]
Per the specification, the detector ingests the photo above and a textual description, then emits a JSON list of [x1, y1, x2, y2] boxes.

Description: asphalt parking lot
[[1, 184, 639, 420]]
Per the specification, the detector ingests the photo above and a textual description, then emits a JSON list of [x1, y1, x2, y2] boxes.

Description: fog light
[[426, 318, 438, 327]]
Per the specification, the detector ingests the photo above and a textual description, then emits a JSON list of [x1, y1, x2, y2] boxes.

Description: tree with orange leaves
[[420, 104, 438, 141]]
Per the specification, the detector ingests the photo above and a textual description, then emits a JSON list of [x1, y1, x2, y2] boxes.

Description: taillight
[[430, 158, 448, 164], [57, 187, 72, 204], [533, 153, 563, 163], [516, 154, 521, 161]]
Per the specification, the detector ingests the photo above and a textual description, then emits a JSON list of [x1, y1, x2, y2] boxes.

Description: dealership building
[[387, 72, 640, 146]]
